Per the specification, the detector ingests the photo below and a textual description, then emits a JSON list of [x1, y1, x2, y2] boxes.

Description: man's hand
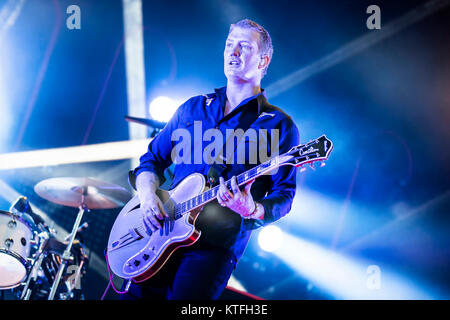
[[139, 190, 168, 233], [136, 171, 167, 233], [217, 176, 257, 218]]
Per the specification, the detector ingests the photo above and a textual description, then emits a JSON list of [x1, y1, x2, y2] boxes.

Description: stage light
[[0, 91, 10, 150], [274, 233, 441, 299], [149, 96, 177, 122], [258, 225, 284, 252], [0, 139, 152, 170], [0, 60, 11, 151]]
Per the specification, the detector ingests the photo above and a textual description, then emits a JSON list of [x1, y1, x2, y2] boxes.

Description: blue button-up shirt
[[129, 87, 299, 260]]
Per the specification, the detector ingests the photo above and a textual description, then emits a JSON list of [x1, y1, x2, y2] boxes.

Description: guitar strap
[[207, 99, 261, 186]]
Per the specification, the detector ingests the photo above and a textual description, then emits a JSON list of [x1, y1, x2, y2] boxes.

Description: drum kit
[[0, 177, 131, 300]]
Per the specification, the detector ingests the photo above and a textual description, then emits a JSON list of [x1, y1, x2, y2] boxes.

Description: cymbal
[[34, 177, 132, 209]]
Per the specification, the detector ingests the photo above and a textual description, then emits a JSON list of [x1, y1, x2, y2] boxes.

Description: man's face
[[224, 26, 263, 83]]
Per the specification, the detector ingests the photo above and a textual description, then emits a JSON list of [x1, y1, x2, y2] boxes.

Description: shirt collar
[[214, 86, 267, 116]]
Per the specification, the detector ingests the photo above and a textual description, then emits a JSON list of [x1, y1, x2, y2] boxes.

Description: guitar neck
[[173, 157, 282, 219], [172, 134, 333, 219]]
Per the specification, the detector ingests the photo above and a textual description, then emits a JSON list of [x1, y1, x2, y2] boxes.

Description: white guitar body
[[107, 173, 206, 282]]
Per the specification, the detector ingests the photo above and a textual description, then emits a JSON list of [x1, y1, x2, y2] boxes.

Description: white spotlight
[[149, 96, 177, 122], [258, 225, 284, 252]]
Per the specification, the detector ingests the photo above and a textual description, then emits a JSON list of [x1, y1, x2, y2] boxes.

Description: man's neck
[[225, 81, 261, 115]]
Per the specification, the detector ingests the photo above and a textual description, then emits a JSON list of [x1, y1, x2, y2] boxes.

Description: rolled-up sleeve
[[128, 101, 187, 190], [243, 121, 300, 230]]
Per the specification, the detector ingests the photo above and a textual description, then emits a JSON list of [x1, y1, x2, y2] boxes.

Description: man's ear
[[259, 55, 269, 68]]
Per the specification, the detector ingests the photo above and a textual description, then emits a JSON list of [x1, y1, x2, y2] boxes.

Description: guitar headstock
[[282, 135, 333, 170]]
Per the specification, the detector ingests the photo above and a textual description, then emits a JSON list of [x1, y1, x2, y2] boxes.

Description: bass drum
[[0, 210, 35, 289]]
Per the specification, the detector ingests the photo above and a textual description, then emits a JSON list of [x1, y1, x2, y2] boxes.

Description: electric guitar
[[106, 135, 333, 282]]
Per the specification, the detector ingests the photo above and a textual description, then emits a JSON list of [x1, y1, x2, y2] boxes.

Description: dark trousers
[[119, 243, 237, 300]]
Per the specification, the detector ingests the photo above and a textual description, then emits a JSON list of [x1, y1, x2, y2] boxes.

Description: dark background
[[0, 0, 449, 299]]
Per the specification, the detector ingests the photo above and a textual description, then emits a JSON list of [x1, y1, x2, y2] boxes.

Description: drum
[[0, 210, 35, 289]]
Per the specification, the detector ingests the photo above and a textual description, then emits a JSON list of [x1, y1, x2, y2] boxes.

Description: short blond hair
[[229, 19, 273, 77]]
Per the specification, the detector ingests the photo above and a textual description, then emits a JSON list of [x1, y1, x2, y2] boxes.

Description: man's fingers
[[142, 215, 154, 233], [146, 213, 159, 229], [244, 179, 255, 193], [218, 198, 226, 207], [145, 200, 166, 220], [217, 180, 229, 207], [149, 215, 162, 229], [217, 191, 229, 207], [143, 208, 162, 230], [231, 176, 241, 195], [149, 206, 162, 220], [157, 201, 168, 218], [143, 215, 157, 232], [219, 177, 233, 198], [220, 189, 232, 200]]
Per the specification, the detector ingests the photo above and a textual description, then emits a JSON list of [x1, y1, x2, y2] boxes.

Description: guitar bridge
[[128, 228, 144, 240]]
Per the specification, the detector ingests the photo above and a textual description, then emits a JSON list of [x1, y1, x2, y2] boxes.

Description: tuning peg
[[299, 166, 307, 172], [309, 163, 316, 171], [320, 161, 326, 167]]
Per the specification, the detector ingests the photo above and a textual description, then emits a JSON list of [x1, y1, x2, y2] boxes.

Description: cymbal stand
[[48, 192, 89, 300], [20, 231, 49, 300]]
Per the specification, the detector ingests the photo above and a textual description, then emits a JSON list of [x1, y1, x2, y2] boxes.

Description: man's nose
[[231, 46, 241, 57]]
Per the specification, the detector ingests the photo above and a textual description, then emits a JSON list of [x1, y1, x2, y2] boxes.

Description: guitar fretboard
[[173, 160, 274, 219], [171, 135, 331, 220]]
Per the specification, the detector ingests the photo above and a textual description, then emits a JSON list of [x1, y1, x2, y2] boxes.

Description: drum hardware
[[64, 222, 88, 242], [7, 220, 17, 228], [20, 231, 50, 300], [4, 238, 14, 248], [9, 196, 47, 233], [46, 200, 88, 300], [33, 177, 132, 300]]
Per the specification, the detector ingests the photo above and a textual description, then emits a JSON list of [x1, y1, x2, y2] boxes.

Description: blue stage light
[[274, 233, 442, 299], [258, 225, 284, 252], [0, 77, 11, 151], [149, 96, 177, 122]]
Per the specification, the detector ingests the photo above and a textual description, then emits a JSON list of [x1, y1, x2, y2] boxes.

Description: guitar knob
[[320, 161, 326, 167], [133, 260, 141, 266], [299, 166, 306, 172]]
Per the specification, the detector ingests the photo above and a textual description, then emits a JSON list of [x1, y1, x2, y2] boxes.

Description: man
[[122, 19, 299, 300]]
